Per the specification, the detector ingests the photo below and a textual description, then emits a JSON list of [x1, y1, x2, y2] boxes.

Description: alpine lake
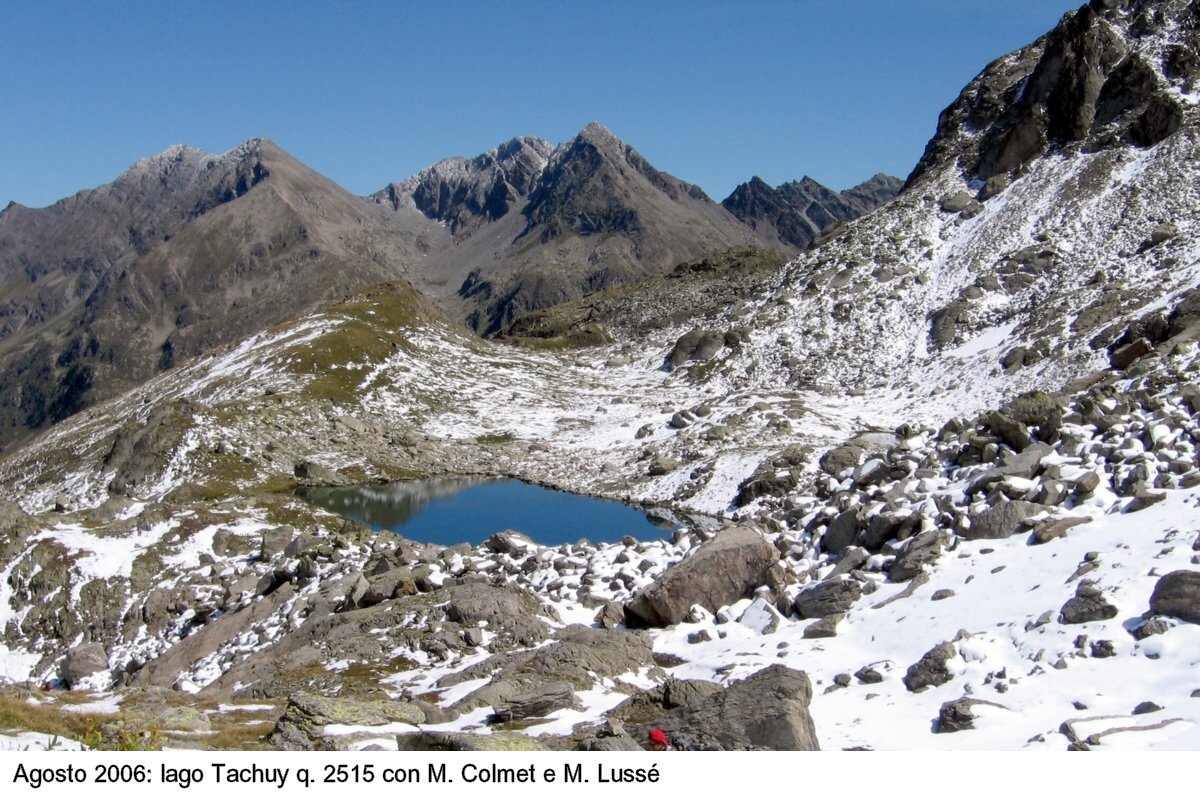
[[299, 476, 689, 547]]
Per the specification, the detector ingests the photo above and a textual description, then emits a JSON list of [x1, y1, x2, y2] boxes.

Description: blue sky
[[2, 0, 1082, 208]]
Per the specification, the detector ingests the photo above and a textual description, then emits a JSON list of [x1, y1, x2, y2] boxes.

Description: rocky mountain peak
[[371, 135, 553, 233], [721, 172, 902, 252], [522, 122, 711, 242], [908, 0, 1197, 187]]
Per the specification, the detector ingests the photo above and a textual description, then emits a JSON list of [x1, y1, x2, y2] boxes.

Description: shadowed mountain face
[[907, 0, 1199, 187], [0, 139, 435, 447], [720, 173, 902, 252]]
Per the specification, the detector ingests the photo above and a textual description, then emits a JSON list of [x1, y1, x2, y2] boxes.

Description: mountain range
[[0, 124, 897, 448], [1, 0, 1199, 752]]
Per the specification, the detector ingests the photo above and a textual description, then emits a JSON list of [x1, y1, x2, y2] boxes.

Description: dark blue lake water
[[300, 477, 675, 546]]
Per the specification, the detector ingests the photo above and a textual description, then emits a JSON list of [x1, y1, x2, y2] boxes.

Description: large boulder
[[667, 328, 726, 369], [61, 643, 110, 688], [624, 527, 778, 627], [442, 626, 656, 717], [793, 578, 862, 619], [819, 445, 864, 476], [1149, 571, 1200, 624], [639, 665, 819, 750]]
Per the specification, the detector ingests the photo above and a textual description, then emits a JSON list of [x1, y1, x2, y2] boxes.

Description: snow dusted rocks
[[1149, 570, 1200, 624], [623, 527, 778, 627]]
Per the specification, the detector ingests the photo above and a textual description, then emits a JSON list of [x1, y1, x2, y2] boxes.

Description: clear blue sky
[[2, 0, 1082, 209]]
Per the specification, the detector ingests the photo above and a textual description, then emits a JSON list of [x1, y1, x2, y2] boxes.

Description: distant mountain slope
[[374, 122, 770, 334], [720, 173, 902, 252], [0, 139, 434, 447]]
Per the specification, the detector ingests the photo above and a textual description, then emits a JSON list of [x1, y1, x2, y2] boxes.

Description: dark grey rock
[[984, 411, 1033, 452], [794, 578, 862, 619], [819, 445, 864, 476], [967, 442, 1053, 494], [443, 583, 551, 646], [1149, 570, 1200, 624], [854, 666, 884, 684], [259, 526, 295, 561], [889, 531, 951, 581], [1111, 338, 1153, 370], [1132, 701, 1162, 715], [1059, 581, 1119, 624], [484, 529, 535, 554], [594, 601, 625, 630], [802, 615, 843, 639], [904, 641, 958, 692], [822, 510, 861, 556], [961, 500, 1049, 540], [1132, 616, 1170, 640], [1030, 516, 1089, 544], [1125, 491, 1166, 513], [937, 697, 1007, 733], [668, 328, 726, 369], [1149, 224, 1178, 246]]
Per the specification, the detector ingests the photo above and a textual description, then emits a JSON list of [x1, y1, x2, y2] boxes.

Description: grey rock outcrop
[[641, 665, 820, 751], [270, 690, 425, 750]]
